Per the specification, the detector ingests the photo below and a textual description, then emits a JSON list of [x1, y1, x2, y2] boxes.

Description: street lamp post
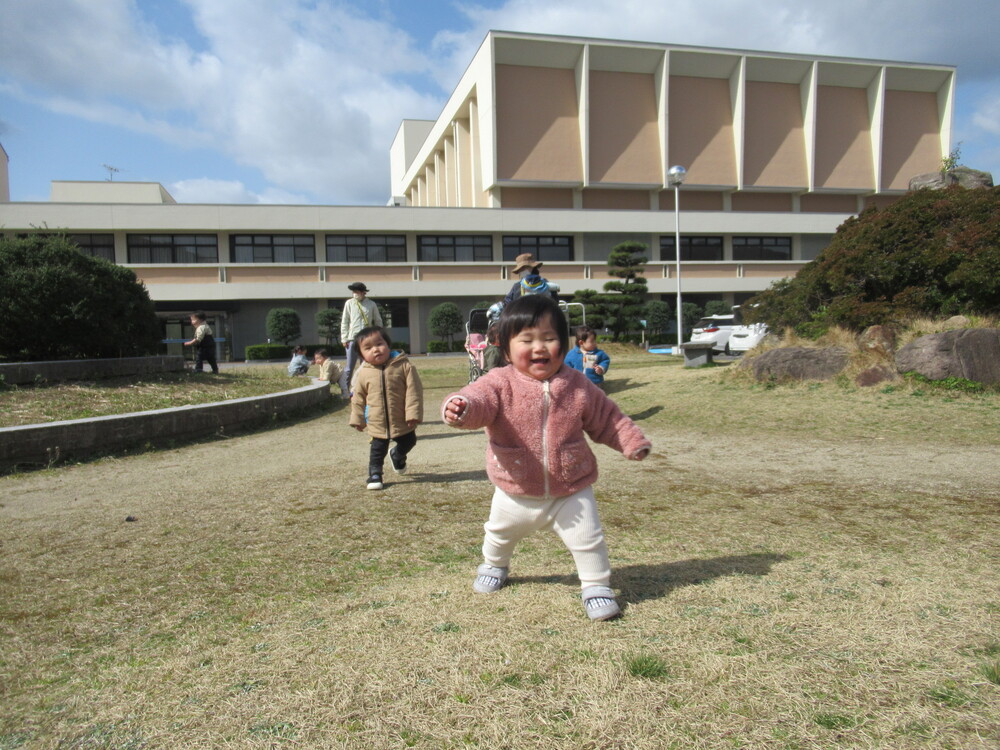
[[667, 165, 687, 351]]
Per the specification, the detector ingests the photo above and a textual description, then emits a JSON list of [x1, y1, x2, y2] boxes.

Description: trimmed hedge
[[427, 341, 450, 353], [246, 344, 292, 361], [245, 343, 347, 361]]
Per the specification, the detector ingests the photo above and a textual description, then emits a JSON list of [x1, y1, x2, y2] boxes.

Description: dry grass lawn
[[0, 368, 303, 428], [1, 352, 998, 749]]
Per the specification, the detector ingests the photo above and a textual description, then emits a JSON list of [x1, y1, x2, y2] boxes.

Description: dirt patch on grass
[[1, 353, 998, 748]]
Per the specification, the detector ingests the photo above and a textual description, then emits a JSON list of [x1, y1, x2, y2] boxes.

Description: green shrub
[[245, 344, 292, 361], [266, 308, 301, 345], [391, 341, 410, 353], [315, 307, 342, 346], [427, 341, 450, 353], [0, 234, 161, 360], [428, 302, 464, 345], [746, 186, 1000, 332], [451, 341, 466, 352]]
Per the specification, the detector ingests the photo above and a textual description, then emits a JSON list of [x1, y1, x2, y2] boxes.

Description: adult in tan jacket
[[348, 326, 423, 490]]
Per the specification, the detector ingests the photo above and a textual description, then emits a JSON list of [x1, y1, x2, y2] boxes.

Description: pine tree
[[599, 242, 648, 341]]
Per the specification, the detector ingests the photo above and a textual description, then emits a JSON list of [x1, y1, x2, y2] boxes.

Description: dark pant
[[368, 430, 417, 475], [340, 342, 360, 395], [195, 343, 218, 373]]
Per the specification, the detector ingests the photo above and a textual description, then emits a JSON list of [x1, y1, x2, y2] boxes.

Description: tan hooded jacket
[[349, 352, 423, 438]]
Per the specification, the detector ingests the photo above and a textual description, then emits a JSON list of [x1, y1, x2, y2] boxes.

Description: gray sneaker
[[582, 585, 621, 621], [473, 563, 508, 593]]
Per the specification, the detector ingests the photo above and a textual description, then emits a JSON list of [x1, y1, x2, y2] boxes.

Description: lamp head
[[667, 165, 687, 187]]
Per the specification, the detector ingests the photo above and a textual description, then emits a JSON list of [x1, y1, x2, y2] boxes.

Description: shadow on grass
[[628, 406, 663, 421], [408, 469, 489, 483], [603, 378, 642, 396], [616, 553, 790, 603], [415, 430, 476, 441], [512, 552, 789, 604]]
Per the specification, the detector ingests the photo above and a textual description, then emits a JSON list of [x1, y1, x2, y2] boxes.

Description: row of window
[[61, 233, 792, 263], [661, 235, 792, 261]]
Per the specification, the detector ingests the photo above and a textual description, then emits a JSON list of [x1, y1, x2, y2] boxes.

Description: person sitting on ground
[[287, 345, 311, 376]]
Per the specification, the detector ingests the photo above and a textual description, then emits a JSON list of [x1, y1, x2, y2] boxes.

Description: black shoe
[[366, 474, 383, 490], [389, 449, 407, 474]]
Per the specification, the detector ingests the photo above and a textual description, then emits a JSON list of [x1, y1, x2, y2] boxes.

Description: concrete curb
[[0, 356, 187, 385], [0, 379, 332, 471]]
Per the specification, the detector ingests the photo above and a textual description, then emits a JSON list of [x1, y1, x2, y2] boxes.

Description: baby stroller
[[464, 307, 490, 383]]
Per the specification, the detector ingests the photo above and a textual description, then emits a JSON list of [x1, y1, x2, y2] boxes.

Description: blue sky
[[1, 0, 997, 205]]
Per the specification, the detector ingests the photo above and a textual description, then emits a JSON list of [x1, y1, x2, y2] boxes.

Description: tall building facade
[[0, 31, 954, 358]]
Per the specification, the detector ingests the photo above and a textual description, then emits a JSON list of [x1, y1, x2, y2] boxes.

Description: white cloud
[[441, 0, 1000, 71], [0, 0, 444, 203], [971, 94, 1000, 137], [168, 178, 310, 204]]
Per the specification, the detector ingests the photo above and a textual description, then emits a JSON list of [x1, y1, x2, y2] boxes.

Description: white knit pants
[[482, 485, 611, 589]]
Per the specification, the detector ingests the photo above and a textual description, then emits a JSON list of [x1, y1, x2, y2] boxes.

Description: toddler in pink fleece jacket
[[443, 295, 651, 621]]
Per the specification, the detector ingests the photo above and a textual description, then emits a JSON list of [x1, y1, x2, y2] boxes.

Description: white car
[[689, 315, 739, 354], [727, 322, 769, 353]]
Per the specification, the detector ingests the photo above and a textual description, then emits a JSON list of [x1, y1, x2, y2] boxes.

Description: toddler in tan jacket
[[349, 326, 423, 490]]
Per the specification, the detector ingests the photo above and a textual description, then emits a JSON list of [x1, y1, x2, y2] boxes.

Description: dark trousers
[[195, 343, 218, 373], [339, 342, 360, 395], [369, 430, 417, 475]]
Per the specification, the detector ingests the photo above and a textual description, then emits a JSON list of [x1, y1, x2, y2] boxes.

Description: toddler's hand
[[594, 365, 604, 375], [443, 397, 467, 425], [352, 424, 365, 432], [406, 419, 420, 429]]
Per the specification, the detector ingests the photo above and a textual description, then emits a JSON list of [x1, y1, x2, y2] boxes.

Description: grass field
[[0, 367, 304, 428], [1, 351, 997, 749]]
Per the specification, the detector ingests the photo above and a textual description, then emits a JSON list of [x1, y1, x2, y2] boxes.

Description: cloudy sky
[[1, 0, 997, 205]]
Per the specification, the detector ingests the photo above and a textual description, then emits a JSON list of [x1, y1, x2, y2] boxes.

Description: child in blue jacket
[[565, 325, 610, 388]]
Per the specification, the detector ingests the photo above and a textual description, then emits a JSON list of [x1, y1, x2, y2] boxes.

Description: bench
[[679, 341, 716, 368]]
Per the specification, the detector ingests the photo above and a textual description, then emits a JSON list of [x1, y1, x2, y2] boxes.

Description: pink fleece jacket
[[441, 364, 651, 498]]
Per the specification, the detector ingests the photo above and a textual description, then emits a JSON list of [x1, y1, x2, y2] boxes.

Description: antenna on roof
[[102, 164, 121, 181]]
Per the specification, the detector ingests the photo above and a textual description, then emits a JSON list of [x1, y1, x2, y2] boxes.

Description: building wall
[[0, 143, 9, 203], [495, 64, 583, 182], [589, 70, 661, 184], [743, 81, 808, 188], [668, 75, 738, 187], [881, 90, 942, 190], [814, 85, 874, 189]]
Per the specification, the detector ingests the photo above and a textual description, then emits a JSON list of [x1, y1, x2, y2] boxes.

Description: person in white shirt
[[339, 282, 383, 396]]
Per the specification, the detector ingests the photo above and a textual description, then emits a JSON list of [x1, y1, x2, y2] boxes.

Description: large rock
[[855, 365, 897, 388], [858, 325, 896, 355], [895, 329, 1000, 384], [908, 166, 994, 191], [745, 346, 849, 382]]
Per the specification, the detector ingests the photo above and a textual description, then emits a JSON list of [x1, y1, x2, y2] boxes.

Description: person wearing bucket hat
[[501, 253, 560, 307], [339, 282, 383, 396]]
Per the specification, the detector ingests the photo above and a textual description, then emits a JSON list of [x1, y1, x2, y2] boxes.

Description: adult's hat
[[347, 282, 370, 293], [512, 253, 542, 274]]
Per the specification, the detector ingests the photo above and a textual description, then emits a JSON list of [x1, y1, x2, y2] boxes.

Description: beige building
[[0, 31, 954, 358]]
